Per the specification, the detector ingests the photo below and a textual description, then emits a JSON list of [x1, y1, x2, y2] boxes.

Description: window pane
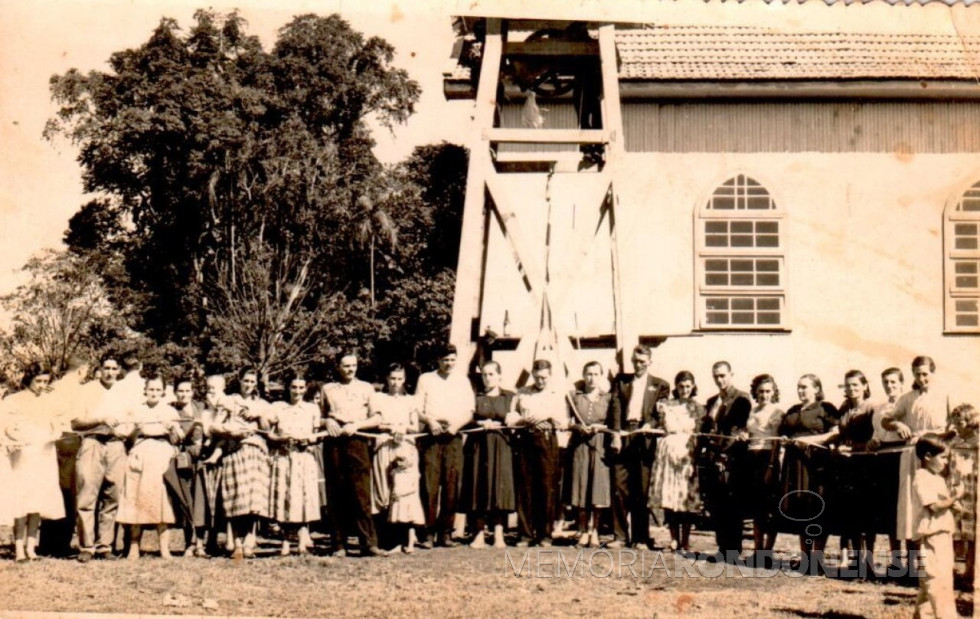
[[757, 235, 779, 248], [705, 259, 728, 272], [757, 260, 779, 272], [732, 312, 755, 324], [955, 223, 979, 235], [956, 238, 979, 250], [706, 298, 729, 310], [956, 262, 979, 274], [757, 312, 781, 325], [731, 235, 753, 247], [732, 298, 754, 310], [705, 221, 728, 233], [757, 274, 780, 286], [732, 274, 754, 286], [757, 298, 780, 310], [955, 300, 979, 312], [731, 221, 753, 233], [706, 274, 729, 286], [756, 222, 778, 233], [706, 313, 729, 325], [956, 314, 979, 327], [712, 196, 735, 210], [956, 276, 979, 288], [731, 260, 753, 272]]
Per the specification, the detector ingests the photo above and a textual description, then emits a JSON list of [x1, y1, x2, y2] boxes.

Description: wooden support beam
[[598, 23, 633, 373], [503, 40, 599, 57], [483, 128, 609, 144], [449, 19, 503, 356]]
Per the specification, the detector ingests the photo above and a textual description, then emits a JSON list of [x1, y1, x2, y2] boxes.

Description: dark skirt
[[191, 462, 221, 529], [461, 429, 516, 514], [567, 432, 611, 509], [743, 446, 781, 521], [775, 443, 831, 536]]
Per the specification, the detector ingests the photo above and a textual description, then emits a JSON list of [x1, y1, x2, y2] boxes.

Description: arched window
[[945, 181, 980, 333], [696, 175, 786, 329]]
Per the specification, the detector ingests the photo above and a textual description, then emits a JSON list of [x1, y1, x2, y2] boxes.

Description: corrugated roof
[[445, 26, 980, 82], [617, 26, 980, 80]]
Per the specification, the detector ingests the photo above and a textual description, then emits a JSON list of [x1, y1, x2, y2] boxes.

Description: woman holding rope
[[739, 374, 784, 567], [462, 360, 516, 549], [777, 374, 839, 573], [830, 370, 877, 574], [567, 361, 613, 549], [267, 371, 321, 556], [649, 370, 704, 555], [2, 362, 65, 562], [211, 367, 271, 559]]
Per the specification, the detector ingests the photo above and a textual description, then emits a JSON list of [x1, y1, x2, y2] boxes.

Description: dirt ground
[[0, 525, 973, 618]]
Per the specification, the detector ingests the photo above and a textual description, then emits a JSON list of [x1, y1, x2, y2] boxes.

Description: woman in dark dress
[[828, 369, 876, 573], [462, 360, 516, 549], [568, 361, 613, 548], [777, 374, 840, 572]]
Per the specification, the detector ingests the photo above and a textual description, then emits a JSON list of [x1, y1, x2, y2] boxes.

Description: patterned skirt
[[220, 443, 270, 519], [649, 433, 700, 514], [269, 447, 321, 524]]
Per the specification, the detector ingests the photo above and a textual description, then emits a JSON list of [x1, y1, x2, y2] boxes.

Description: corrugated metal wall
[[498, 102, 580, 153], [622, 102, 980, 153]]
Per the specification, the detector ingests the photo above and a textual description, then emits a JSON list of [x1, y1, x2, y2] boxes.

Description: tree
[[352, 194, 397, 308], [0, 250, 129, 376], [46, 10, 421, 378]]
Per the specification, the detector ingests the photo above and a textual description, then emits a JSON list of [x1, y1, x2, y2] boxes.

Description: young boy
[[912, 434, 964, 619]]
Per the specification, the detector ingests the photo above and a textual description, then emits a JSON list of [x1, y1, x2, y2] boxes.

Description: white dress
[[891, 388, 949, 540], [2, 390, 65, 522], [116, 403, 180, 525]]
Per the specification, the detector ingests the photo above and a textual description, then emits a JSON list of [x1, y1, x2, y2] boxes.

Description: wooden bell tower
[[448, 19, 634, 384]]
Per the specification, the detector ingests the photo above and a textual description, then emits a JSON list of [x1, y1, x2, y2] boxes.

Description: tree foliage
[[0, 250, 129, 378], [43, 11, 466, 382]]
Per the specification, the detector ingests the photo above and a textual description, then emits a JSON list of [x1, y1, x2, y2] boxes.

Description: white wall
[[480, 151, 980, 407]]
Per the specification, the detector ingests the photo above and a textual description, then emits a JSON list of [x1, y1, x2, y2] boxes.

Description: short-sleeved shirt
[[270, 401, 320, 439], [322, 380, 375, 424], [914, 467, 955, 539], [746, 404, 785, 450], [512, 386, 568, 428], [886, 388, 949, 435], [778, 401, 839, 439], [369, 392, 418, 431], [415, 371, 475, 429]]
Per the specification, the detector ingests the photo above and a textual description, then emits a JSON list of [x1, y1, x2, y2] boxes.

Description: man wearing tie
[[609, 345, 670, 549], [699, 361, 751, 563]]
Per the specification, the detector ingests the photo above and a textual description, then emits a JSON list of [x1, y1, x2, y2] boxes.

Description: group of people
[[0, 346, 976, 608]]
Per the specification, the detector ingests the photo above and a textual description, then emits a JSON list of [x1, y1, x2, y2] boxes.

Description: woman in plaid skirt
[[267, 372, 321, 556], [212, 368, 271, 559]]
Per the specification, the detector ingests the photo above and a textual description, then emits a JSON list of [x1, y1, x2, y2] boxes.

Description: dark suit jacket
[[701, 388, 752, 437], [609, 373, 671, 431]]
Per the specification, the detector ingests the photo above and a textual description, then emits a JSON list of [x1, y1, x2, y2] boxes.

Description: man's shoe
[[364, 546, 389, 558], [419, 536, 434, 550], [605, 540, 624, 549], [514, 538, 530, 548], [440, 537, 459, 548], [77, 551, 94, 563]]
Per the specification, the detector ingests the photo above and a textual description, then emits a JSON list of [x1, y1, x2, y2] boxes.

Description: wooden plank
[[599, 23, 633, 372], [449, 19, 503, 355], [503, 40, 599, 57], [483, 128, 609, 144]]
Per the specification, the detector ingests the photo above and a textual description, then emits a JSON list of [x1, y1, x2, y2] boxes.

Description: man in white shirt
[[508, 359, 568, 547], [320, 352, 387, 557], [71, 354, 129, 562], [416, 344, 475, 548]]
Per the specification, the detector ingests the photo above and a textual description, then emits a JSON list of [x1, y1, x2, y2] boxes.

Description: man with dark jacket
[[609, 345, 670, 549], [699, 360, 751, 563]]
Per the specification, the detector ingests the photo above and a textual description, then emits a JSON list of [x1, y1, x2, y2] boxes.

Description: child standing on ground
[[949, 403, 978, 588], [912, 434, 963, 619]]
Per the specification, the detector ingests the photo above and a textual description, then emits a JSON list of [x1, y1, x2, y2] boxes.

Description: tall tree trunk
[[369, 234, 376, 308]]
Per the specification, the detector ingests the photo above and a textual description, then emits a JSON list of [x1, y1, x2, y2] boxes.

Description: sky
[[0, 0, 976, 308]]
